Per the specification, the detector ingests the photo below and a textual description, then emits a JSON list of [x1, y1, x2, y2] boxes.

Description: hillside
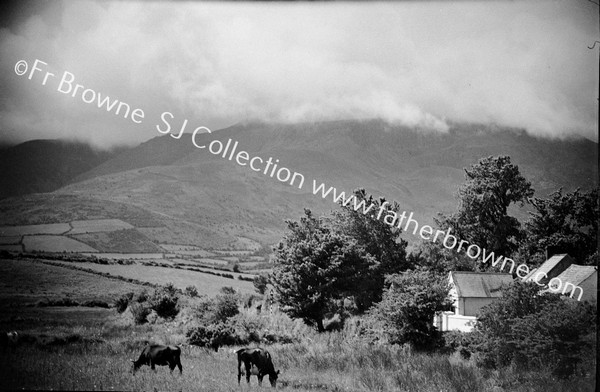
[[0, 140, 125, 199], [0, 120, 597, 250]]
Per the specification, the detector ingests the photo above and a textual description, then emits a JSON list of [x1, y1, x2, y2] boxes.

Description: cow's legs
[[176, 357, 182, 374], [245, 362, 252, 384], [257, 373, 264, 386]]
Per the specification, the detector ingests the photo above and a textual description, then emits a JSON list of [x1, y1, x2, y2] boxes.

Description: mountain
[[0, 139, 126, 199], [0, 120, 596, 249]]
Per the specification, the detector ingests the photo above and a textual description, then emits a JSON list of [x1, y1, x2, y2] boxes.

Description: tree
[[520, 187, 599, 266], [437, 156, 533, 264], [409, 240, 475, 274], [148, 283, 180, 319], [330, 188, 410, 311], [270, 209, 376, 331], [253, 273, 269, 294], [367, 270, 451, 350]]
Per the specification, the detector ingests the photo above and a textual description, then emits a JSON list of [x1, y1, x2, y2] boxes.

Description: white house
[[435, 271, 513, 332]]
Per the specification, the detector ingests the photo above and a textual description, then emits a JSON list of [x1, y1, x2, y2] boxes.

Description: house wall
[[435, 311, 477, 332], [575, 272, 597, 303], [463, 297, 496, 317]]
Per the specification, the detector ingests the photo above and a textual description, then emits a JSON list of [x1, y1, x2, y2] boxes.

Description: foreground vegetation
[[0, 310, 595, 392]]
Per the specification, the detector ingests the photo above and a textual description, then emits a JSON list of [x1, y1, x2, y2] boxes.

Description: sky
[[0, 0, 598, 148]]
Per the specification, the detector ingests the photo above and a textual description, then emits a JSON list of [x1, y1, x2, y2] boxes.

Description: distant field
[[68, 219, 134, 234], [213, 250, 253, 256], [81, 252, 165, 259], [48, 260, 255, 295], [0, 244, 23, 252], [70, 229, 162, 253], [193, 257, 230, 265], [0, 258, 144, 306], [22, 235, 98, 253], [0, 223, 70, 236], [0, 236, 21, 244], [167, 250, 216, 257], [238, 261, 266, 268], [160, 244, 215, 256]]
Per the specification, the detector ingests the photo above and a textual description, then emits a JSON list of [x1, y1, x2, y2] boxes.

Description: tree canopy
[[519, 187, 599, 266], [270, 209, 376, 331], [437, 155, 534, 263], [329, 188, 410, 310]]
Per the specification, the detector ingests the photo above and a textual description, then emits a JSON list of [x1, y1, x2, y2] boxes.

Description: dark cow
[[0, 331, 19, 352], [131, 344, 182, 374], [236, 347, 280, 387]]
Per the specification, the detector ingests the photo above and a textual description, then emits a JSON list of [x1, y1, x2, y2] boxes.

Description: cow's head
[[269, 370, 280, 387], [131, 359, 141, 374]]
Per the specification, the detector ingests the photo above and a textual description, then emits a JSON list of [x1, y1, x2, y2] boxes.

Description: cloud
[[0, 0, 597, 148]]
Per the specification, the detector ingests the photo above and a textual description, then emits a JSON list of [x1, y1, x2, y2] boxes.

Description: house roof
[[449, 271, 514, 298], [534, 254, 573, 278], [523, 267, 538, 281], [549, 265, 597, 291]]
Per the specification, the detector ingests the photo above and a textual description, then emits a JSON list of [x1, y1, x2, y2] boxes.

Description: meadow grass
[[1, 328, 594, 392]]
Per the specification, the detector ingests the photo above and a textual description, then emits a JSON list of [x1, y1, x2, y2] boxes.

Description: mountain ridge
[[1, 120, 596, 249]]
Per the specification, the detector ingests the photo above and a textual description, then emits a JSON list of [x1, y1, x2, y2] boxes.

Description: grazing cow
[[131, 344, 182, 374], [0, 331, 19, 352], [236, 347, 280, 387]]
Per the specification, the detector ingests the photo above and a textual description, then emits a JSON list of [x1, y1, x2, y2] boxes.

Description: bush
[[213, 292, 240, 322], [232, 263, 240, 273], [185, 285, 199, 297], [114, 292, 134, 313], [130, 302, 151, 325], [473, 281, 597, 378], [186, 322, 243, 351], [135, 290, 149, 303], [366, 271, 451, 350], [148, 283, 180, 319], [253, 274, 269, 294]]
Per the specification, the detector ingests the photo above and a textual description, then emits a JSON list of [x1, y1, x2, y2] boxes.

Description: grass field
[[0, 258, 144, 306], [46, 260, 255, 295], [0, 223, 71, 236], [22, 235, 98, 253], [68, 219, 134, 234]]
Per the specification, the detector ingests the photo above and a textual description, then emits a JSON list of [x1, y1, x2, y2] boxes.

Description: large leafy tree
[[408, 240, 475, 274], [270, 209, 375, 331], [519, 187, 599, 266], [437, 155, 533, 263], [329, 188, 410, 311]]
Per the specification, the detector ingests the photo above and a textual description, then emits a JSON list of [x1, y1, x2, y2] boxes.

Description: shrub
[[135, 290, 149, 303], [232, 263, 240, 273], [186, 322, 244, 351], [114, 292, 134, 313], [474, 281, 597, 378], [253, 274, 269, 294], [367, 270, 451, 350], [185, 285, 199, 297], [130, 302, 151, 325], [148, 283, 180, 320], [213, 292, 240, 322]]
